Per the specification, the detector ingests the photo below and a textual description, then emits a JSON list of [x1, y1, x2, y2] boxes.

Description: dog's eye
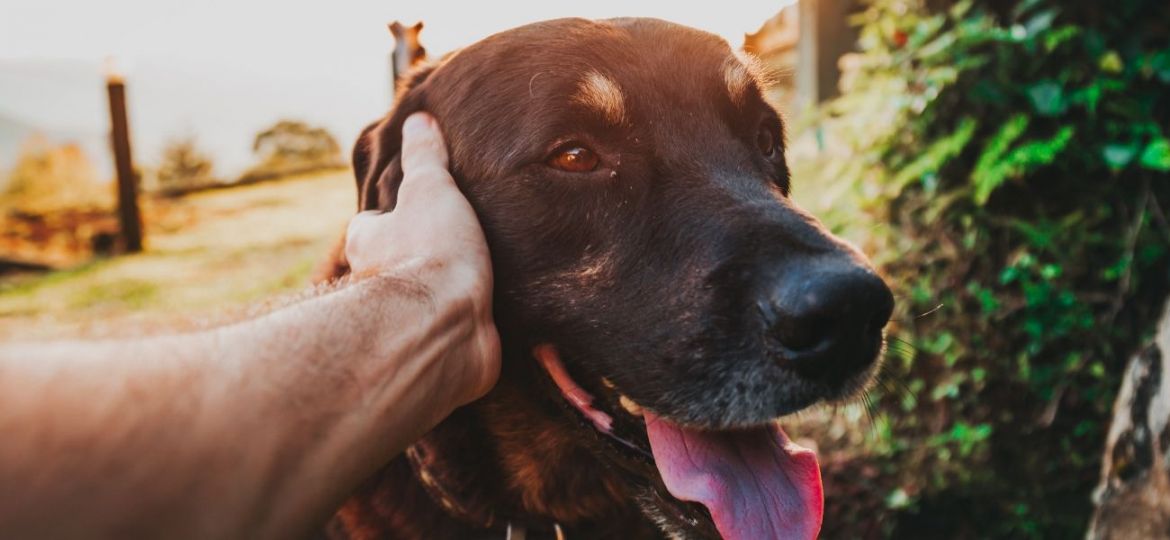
[[548, 145, 600, 173], [757, 124, 779, 158]]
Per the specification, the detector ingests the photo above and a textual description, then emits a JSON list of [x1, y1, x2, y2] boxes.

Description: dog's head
[[354, 18, 893, 540]]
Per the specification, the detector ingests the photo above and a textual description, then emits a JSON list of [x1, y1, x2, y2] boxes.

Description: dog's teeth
[[619, 394, 643, 416], [600, 378, 617, 389]]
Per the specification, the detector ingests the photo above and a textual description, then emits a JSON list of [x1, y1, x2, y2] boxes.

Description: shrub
[[156, 136, 216, 195], [1, 136, 109, 214], [814, 0, 1170, 536], [242, 120, 343, 181]]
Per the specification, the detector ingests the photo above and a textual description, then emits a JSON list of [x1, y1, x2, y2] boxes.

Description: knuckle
[[404, 162, 448, 181]]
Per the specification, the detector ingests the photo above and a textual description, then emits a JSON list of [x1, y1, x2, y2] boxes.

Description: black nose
[[759, 260, 894, 384]]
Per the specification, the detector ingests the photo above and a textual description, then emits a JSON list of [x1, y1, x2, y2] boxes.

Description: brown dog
[[323, 18, 893, 540]]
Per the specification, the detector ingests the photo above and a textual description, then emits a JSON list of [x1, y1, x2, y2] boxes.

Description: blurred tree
[[156, 136, 215, 194], [245, 120, 342, 181], [1, 135, 108, 214]]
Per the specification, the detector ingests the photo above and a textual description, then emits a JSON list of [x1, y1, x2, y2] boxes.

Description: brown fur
[[327, 371, 659, 538]]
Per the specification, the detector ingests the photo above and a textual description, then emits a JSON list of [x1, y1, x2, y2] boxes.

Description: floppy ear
[[352, 63, 437, 212]]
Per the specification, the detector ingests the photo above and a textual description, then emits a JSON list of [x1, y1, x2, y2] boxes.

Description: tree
[[248, 120, 342, 178], [2, 135, 107, 214], [156, 137, 215, 194]]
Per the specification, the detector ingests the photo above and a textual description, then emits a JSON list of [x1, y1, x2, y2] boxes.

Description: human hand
[[344, 112, 500, 407]]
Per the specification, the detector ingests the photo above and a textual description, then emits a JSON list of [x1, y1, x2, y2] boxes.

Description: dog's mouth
[[534, 345, 823, 540]]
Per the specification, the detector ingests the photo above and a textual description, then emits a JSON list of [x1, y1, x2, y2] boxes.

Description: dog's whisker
[[861, 392, 880, 437], [914, 303, 945, 319], [883, 340, 915, 354], [873, 368, 914, 408], [882, 342, 918, 361], [888, 336, 922, 354]]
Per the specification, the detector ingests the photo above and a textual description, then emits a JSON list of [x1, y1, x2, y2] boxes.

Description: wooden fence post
[[106, 71, 143, 253], [388, 21, 427, 101], [796, 0, 862, 106]]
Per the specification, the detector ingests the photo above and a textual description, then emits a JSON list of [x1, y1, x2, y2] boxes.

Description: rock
[[1088, 301, 1170, 540]]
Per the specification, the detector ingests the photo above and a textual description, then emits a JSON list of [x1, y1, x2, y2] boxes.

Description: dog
[[322, 18, 894, 540]]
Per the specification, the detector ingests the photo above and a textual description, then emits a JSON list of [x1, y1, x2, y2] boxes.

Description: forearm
[[0, 271, 475, 538], [0, 332, 227, 537]]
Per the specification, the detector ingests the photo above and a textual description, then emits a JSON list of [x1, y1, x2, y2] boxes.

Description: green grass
[[70, 279, 160, 310]]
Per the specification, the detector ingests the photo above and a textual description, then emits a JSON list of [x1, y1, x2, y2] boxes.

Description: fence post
[[105, 70, 143, 253], [796, 0, 862, 106], [388, 21, 427, 101]]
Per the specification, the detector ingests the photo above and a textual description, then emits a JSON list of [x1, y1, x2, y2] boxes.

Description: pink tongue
[[644, 412, 823, 540]]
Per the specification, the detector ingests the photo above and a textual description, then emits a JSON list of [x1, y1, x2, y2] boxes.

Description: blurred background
[[2, 0, 1169, 538]]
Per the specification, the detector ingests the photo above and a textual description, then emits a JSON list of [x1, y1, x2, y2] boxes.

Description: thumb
[[343, 210, 385, 272], [397, 112, 454, 207]]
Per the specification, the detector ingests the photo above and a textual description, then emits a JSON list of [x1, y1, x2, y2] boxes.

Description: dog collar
[[405, 444, 566, 539], [506, 522, 565, 540]]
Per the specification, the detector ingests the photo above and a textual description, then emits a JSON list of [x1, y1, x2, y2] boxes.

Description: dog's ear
[[352, 64, 436, 211]]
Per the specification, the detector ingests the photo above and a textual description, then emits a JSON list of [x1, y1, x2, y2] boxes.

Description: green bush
[[816, 0, 1170, 536]]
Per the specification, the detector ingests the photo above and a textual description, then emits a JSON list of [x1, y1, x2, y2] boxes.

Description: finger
[[398, 113, 456, 208], [399, 111, 451, 180]]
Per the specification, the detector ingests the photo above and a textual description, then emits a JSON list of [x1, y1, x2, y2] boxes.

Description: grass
[[0, 170, 354, 339]]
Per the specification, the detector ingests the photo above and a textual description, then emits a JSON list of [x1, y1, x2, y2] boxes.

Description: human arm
[[0, 113, 499, 538]]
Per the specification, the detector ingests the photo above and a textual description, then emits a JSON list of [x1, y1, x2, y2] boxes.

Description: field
[[0, 171, 354, 339]]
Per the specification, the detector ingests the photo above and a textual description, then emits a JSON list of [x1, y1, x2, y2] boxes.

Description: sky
[[0, 0, 795, 177]]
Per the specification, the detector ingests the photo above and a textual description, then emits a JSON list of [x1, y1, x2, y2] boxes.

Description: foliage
[[816, 0, 1170, 536], [1, 136, 109, 214], [156, 136, 216, 194], [243, 120, 343, 181]]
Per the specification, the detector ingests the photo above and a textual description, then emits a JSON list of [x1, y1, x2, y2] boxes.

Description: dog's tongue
[[644, 412, 823, 540]]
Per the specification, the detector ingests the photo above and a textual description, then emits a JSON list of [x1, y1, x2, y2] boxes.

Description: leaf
[[1027, 82, 1068, 116], [1009, 24, 1028, 42], [949, 0, 974, 20], [1070, 84, 1102, 115], [1011, 0, 1046, 20], [1139, 137, 1170, 171], [1009, 219, 1059, 249], [1082, 28, 1107, 57], [889, 117, 979, 192], [972, 115, 1029, 201], [1099, 51, 1124, 74], [1103, 143, 1139, 170], [1153, 50, 1170, 84], [1024, 9, 1057, 37], [917, 31, 958, 62], [886, 488, 912, 510], [1043, 25, 1080, 53], [977, 115, 1030, 166], [972, 121, 1075, 205]]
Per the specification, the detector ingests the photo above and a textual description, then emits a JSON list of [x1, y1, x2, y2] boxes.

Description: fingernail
[[403, 112, 431, 136]]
